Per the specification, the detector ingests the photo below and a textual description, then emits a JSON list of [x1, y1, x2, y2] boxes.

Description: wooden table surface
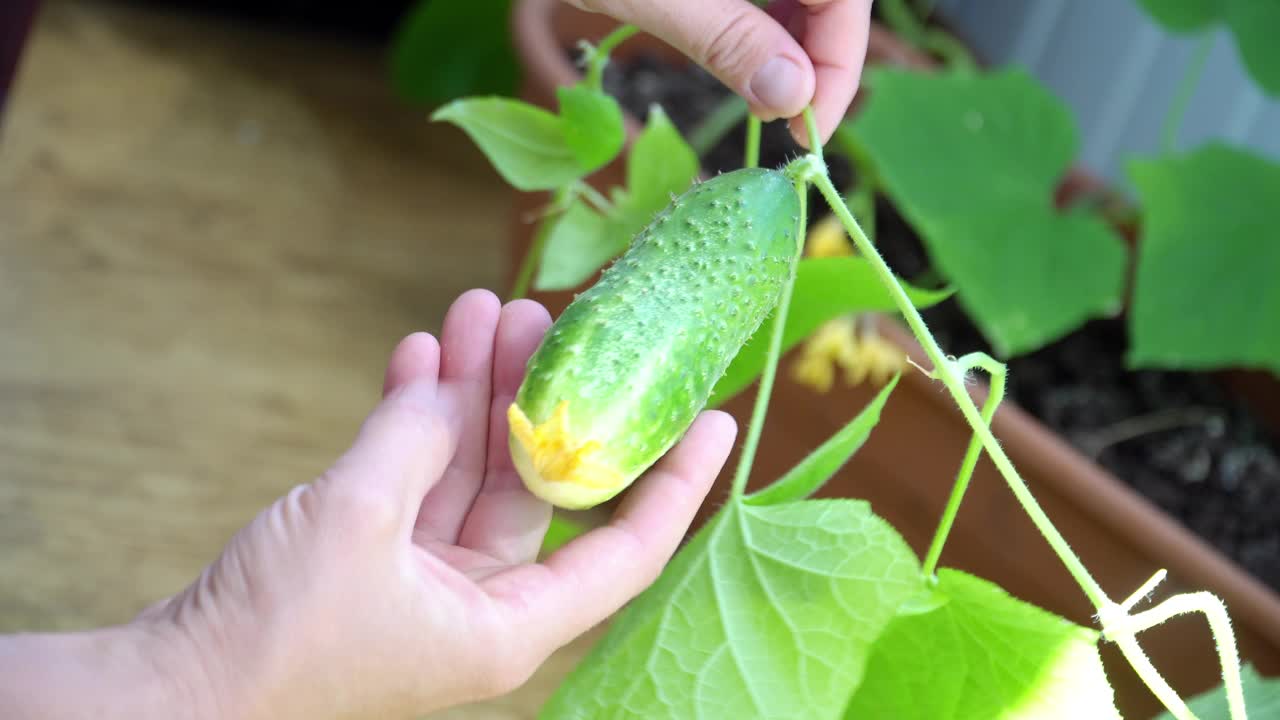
[[0, 1, 592, 715]]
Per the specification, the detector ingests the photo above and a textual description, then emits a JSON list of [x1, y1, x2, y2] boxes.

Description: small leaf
[[557, 86, 626, 173], [541, 499, 924, 719], [852, 68, 1128, 356], [1156, 664, 1280, 720], [1136, 0, 1280, 95], [747, 375, 900, 506], [432, 98, 583, 191], [710, 256, 950, 405], [533, 201, 620, 291], [1127, 145, 1280, 374], [844, 569, 1121, 719], [389, 0, 518, 106], [625, 106, 699, 212]]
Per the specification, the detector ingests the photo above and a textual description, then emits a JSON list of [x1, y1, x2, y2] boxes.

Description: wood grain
[[0, 1, 589, 714]]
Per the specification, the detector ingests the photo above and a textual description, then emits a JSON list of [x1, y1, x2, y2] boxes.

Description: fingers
[[787, 0, 873, 148], [573, 0, 814, 122], [382, 332, 441, 398], [459, 300, 555, 564], [486, 411, 737, 647], [416, 289, 503, 541], [327, 377, 460, 529]]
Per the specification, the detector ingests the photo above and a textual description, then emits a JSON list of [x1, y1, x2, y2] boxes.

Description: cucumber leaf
[[1127, 145, 1280, 374], [541, 499, 924, 719], [1136, 0, 1280, 95], [844, 569, 1120, 719], [433, 98, 584, 191], [557, 86, 626, 173], [534, 107, 699, 291], [534, 201, 619, 291], [389, 0, 518, 107], [625, 106, 700, 213], [710, 256, 951, 405], [747, 375, 899, 506], [852, 68, 1128, 357], [1156, 665, 1280, 720]]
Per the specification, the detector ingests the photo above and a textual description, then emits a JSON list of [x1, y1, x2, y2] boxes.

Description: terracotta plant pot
[[507, 1, 1280, 717]]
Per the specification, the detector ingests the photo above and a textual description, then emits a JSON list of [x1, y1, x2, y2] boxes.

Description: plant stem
[[509, 214, 553, 301], [584, 24, 639, 90], [690, 96, 749, 158], [729, 180, 806, 498], [1162, 33, 1213, 152], [575, 182, 616, 216], [878, 0, 926, 45], [745, 115, 762, 169], [831, 123, 878, 240], [923, 29, 978, 71], [804, 165, 1108, 608], [802, 107, 823, 160], [922, 352, 1006, 577]]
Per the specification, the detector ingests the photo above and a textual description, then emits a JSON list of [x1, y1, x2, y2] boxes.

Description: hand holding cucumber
[[563, 0, 874, 145]]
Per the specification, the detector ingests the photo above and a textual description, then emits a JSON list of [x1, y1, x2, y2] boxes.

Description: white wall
[[933, 0, 1279, 186]]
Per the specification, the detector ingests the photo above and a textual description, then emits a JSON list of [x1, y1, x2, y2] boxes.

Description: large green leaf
[[557, 86, 626, 173], [389, 0, 518, 106], [1136, 0, 1280, 95], [844, 569, 1120, 719], [852, 68, 1127, 357], [747, 375, 899, 507], [541, 499, 925, 719], [709, 256, 951, 405], [1156, 665, 1280, 720], [1128, 145, 1280, 374], [534, 107, 699, 291], [432, 98, 584, 191]]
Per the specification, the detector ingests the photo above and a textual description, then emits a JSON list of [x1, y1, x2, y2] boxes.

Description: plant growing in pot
[[483, 0, 1280, 715], [430, 7, 1280, 716]]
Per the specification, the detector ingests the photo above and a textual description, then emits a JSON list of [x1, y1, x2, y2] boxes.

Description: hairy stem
[[802, 107, 823, 160], [584, 25, 639, 90], [922, 352, 1006, 577], [1122, 592, 1247, 720], [803, 162, 1107, 608], [729, 180, 806, 498], [691, 96, 749, 158], [831, 123, 879, 240], [745, 115, 762, 169], [1162, 33, 1213, 153]]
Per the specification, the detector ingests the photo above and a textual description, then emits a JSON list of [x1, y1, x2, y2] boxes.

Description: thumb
[[572, 0, 815, 121]]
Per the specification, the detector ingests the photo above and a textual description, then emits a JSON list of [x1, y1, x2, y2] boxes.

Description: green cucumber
[[509, 167, 800, 509]]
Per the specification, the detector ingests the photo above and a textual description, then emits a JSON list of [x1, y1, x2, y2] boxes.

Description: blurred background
[[1, 1, 1276, 717]]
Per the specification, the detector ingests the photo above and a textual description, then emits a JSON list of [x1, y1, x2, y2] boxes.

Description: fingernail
[[750, 56, 805, 115]]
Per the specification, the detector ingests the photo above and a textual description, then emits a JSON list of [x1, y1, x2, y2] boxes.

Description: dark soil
[[602, 53, 1280, 592]]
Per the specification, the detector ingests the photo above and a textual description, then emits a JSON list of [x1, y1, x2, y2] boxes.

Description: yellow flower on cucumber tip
[[806, 214, 853, 258], [792, 318, 905, 393]]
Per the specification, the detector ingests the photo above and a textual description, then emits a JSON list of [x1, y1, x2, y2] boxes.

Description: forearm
[[0, 621, 210, 719]]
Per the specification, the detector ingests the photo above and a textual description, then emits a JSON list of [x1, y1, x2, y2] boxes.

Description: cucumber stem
[[921, 352, 1005, 578], [585, 25, 639, 91], [802, 160, 1107, 608], [729, 179, 807, 498]]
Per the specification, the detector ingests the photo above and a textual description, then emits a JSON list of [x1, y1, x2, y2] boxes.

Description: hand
[[567, 0, 874, 147], [132, 290, 736, 719]]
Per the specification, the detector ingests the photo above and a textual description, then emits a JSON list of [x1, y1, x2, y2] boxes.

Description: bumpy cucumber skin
[[512, 168, 800, 509]]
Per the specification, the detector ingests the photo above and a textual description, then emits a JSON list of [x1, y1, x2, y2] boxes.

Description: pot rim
[[509, 0, 1280, 646]]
